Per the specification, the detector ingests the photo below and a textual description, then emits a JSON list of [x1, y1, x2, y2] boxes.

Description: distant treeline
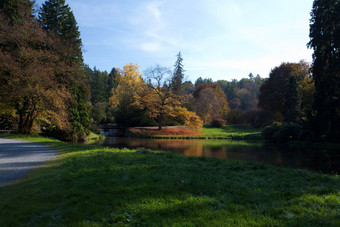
[[0, 0, 339, 142]]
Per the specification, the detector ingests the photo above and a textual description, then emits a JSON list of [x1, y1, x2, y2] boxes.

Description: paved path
[[0, 138, 58, 186]]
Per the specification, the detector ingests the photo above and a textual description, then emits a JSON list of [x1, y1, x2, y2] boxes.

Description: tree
[[39, 0, 82, 63], [258, 61, 312, 117], [172, 52, 184, 93], [284, 76, 301, 123], [107, 67, 117, 98], [109, 63, 149, 127], [195, 77, 213, 86], [308, 0, 340, 140], [143, 65, 179, 130], [0, 0, 33, 24], [193, 83, 229, 124], [39, 0, 90, 140], [0, 9, 71, 134], [142, 64, 202, 130]]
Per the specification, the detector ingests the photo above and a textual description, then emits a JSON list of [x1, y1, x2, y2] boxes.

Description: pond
[[99, 137, 340, 174]]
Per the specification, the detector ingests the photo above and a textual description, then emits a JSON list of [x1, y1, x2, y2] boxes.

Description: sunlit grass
[[0, 134, 339, 226], [202, 124, 262, 140], [130, 124, 263, 140]]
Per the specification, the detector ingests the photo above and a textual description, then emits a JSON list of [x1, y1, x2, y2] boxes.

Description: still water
[[99, 137, 340, 174]]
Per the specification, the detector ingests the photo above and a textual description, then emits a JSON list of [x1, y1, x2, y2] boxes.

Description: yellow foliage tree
[[109, 63, 146, 127], [142, 65, 203, 130]]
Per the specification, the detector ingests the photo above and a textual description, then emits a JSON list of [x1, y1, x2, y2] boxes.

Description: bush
[[261, 122, 282, 142], [210, 118, 226, 128], [262, 122, 303, 143], [274, 123, 302, 143], [40, 124, 69, 141]]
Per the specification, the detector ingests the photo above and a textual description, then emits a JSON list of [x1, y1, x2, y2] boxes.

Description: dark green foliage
[[262, 122, 303, 143], [114, 106, 156, 128], [258, 62, 310, 114], [0, 114, 14, 130], [0, 0, 33, 24], [210, 118, 226, 128], [39, 0, 91, 140], [262, 122, 282, 142], [107, 67, 117, 96], [69, 87, 91, 141], [284, 76, 301, 123], [172, 52, 184, 93], [242, 110, 274, 128], [194, 77, 213, 86], [85, 65, 116, 105], [308, 0, 340, 140], [181, 81, 195, 95], [91, 102, 108, 124], [39, 123, 68, 141], [274, 123, 302, 143], [39, 0, 82, 63]]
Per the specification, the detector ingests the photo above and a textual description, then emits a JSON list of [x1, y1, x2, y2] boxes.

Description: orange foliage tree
[[142, 65, 202, 130], [0, 13, 72, 134], [193, 83, 229, 124]]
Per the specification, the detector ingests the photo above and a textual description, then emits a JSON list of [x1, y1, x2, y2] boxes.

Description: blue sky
[[35, 0, 314, 82]]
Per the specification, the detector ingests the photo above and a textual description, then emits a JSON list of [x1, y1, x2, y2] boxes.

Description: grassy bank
[[0, 135, 339, 226], [202, 125, 262, 140], [130, 124, 263, 140]]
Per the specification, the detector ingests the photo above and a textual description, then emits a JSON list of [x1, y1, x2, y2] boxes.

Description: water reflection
[[100, 137, 340, 174]]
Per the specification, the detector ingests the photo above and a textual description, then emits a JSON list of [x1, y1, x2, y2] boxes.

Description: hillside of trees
[[0, 0, 339, 142]]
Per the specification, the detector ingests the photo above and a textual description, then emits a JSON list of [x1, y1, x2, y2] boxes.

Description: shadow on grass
[[0, 144, 339, 226]]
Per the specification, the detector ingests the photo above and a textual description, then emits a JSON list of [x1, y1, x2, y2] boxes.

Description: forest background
[[0, 0, 339, 142]]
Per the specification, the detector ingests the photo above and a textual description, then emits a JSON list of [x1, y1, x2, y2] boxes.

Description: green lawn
[[202, 125, 263, 140], [0, 134, 339, 226]]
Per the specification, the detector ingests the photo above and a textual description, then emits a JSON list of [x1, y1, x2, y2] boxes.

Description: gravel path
[[0, 138, 58, 186]]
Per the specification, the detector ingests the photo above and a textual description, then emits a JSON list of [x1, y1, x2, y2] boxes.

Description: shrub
[[210, 118, 226, 128], [175, 107, 203, 129], [261, 122, 282, 142], [274, 123, 302, 143]]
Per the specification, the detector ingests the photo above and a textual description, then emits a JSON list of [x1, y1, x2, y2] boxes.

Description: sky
[[35, 0, 314, 82]]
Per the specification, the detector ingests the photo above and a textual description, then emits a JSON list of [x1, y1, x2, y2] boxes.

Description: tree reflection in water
[[100, 137, 339, 174]]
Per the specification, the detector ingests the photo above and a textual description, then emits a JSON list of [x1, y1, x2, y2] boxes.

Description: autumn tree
[[39, 0, 90, 140], [0, 4, 71, 134], [142, 64, 202, 130], [143, 65, 178, 130], [109, 63, 151, 127], [308, 0, 340, 140], [193, 83, 229, 124]]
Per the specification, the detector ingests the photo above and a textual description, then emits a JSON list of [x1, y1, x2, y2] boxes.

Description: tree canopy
[[258, 61, 313, 117], [308, 0, 340, 140]]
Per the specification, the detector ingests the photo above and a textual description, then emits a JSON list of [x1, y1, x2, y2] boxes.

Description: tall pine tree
[[308, 0, 340, 140], [172, 52, 184, 94], [39, 0, 90, 140]]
